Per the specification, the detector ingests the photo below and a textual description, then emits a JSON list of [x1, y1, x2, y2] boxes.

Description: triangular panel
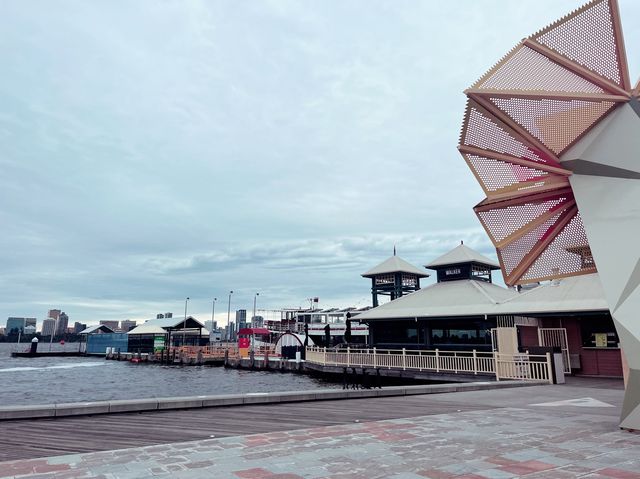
[[487, 96, 616, 154], [474, 46, 605, 94], [460, 101, 557, 165], [530, 0, 627, 89], [497, 210, 564, 280], [464, 154, 549, 195], [519, 211, 596, 283], [476, 193, 572, 244]]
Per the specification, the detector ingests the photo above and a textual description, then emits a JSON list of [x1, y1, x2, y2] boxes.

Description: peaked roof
[[355, 279, 518, 320], [355, 273, 608, 321], [143, 315, 205, 329], [425, 244, 500, 269], [362, 255, 429, 278], [79, 324, 115, 335]]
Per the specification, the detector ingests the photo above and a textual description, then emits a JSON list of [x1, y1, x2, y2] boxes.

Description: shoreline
[[0, 380, 542, 421]]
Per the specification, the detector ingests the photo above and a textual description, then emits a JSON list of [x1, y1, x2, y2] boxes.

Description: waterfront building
[[79, 324, 127, 354], [362, 251, 429, 307], [356, 243, 621, 377], [5, 317, 37, 335], [41, 318, 56, 337], [56, 312, 69, 336], [120, 320, 137, 332], [141, 315, 208, 347]]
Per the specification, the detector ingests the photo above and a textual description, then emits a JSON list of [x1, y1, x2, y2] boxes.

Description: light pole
[[252, 292, 260, 327], [211, 297, 217, 326], [227, 290, 233, 340], [182, 297, 190, 347]]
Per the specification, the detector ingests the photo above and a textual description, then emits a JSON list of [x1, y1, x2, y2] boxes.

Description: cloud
[[0, 0, 637, 325]]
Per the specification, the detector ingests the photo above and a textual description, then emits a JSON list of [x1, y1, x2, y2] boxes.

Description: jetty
[[10, 351, 82, 358]]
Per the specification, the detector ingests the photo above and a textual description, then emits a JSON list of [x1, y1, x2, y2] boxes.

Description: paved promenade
[[1, 379, 639, 478]]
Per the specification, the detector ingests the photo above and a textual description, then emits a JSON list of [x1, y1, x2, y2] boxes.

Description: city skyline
[[2, 1, 640, 325]]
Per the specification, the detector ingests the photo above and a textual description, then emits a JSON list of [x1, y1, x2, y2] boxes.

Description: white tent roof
[[355, 273, 608, 321], [362, 255, 429, 278], [425, 244, 500, 269], [127, 324, 168, 335]]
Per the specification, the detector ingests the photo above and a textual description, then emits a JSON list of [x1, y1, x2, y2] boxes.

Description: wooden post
[[373, 347, 377, 368], [402, 348, 406, 370], [472, 349, 478, 375], [347, 347, 351, 367], [494, 352, 500, 382], [435, 349, 440, 372], [546, 352, 554, 384]]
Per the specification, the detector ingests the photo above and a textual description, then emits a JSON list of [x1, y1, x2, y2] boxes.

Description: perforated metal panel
[[461, 102, 552, 164], [488, 97, 615, 154], [532, 0, 623, 87], [520, 211, 596, 282], [498, 212, 563, 278], [477, 194, 571, 244], [465, 154, 548, 193], [475, 46, 605, 93], [459, 0, 631, 285]]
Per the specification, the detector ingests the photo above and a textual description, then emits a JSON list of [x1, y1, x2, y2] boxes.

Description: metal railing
[[305, 346, 553, 383]]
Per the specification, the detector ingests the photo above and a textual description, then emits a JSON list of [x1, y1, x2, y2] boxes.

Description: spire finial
[[393, 245, 396, 256]]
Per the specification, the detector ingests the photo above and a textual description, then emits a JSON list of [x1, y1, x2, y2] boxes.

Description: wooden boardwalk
[[0, 394, 496, 462]]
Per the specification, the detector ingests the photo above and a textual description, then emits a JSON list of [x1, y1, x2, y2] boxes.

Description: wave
[[0, 362, 106, 373]]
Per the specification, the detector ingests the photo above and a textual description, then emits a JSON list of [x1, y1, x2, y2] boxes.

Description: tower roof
[[362, 255, 429, 278], [425, 243, 499, 270]]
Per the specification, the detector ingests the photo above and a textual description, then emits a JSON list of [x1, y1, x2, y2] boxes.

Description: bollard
[[30, 337, 39, 356]]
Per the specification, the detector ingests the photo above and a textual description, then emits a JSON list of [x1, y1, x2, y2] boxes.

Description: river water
[[0, 343, 340, 406]]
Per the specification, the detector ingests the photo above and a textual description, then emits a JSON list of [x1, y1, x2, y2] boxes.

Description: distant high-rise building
[[56, 312, 69, 336], [42, 318, 56, 337], [47, 309, 61, 321], [6, 317, 36, 334], [99, 320, 119, 331], [204, 320, 217, 333], [73, 322, 87, 334], [251, 315, 264, 328], [235, 310, 247, 330], [120, 320, 136, 332]]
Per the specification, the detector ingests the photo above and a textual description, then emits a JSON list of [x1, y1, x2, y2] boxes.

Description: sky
[[1, 0, 639, 328]]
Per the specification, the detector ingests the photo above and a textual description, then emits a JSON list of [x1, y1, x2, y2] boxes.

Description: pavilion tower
[[425, 242, 500, 283], [362, 250, 429, 307]]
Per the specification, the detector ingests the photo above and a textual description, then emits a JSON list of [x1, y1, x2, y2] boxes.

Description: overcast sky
[[1, 0, 639, 327]]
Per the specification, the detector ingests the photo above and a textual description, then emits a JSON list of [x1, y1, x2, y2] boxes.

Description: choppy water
[[0, 343, 339, 405]]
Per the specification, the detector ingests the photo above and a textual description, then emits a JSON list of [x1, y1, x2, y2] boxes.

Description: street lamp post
[[227, 290, 233, 340], [252, 292, 260, 327], [182, 297, 190, 347], [211, 297, 217, 326]]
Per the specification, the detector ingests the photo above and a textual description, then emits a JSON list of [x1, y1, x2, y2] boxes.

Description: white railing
[[305, 346, 553, 384]]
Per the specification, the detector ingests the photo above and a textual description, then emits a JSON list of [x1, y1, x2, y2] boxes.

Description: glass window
[[580, 316, 619, 348]]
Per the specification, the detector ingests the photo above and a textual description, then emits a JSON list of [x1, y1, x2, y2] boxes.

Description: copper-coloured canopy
[[459, 0, 635, 286]]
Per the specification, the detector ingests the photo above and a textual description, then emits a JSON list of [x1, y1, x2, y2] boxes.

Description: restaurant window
[[580, 316, 619, 348]]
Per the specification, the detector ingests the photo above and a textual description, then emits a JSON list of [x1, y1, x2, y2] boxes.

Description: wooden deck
[[0, 394, 496, 462]]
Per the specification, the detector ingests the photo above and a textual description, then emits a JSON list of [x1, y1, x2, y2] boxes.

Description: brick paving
[[1, 402, 639, 478]]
